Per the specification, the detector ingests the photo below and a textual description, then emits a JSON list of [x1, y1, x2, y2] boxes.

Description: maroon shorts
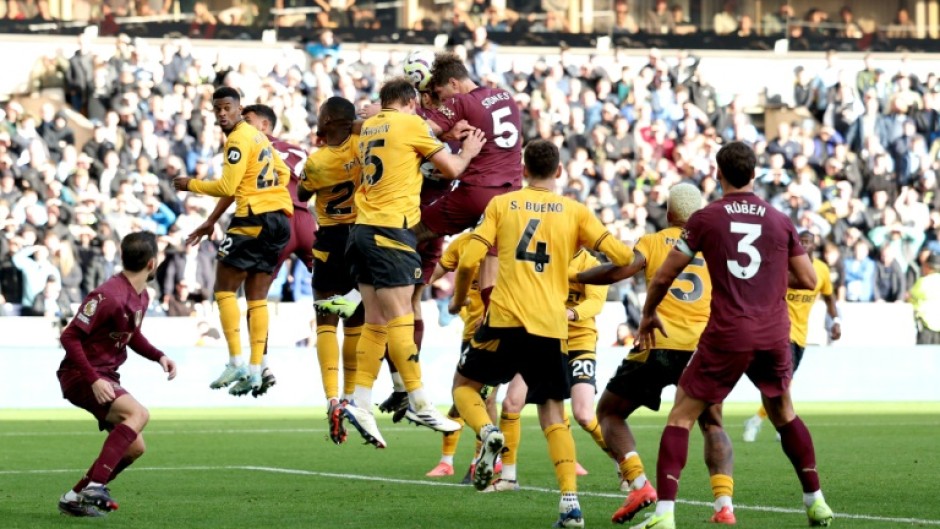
[[58, 370, 129, 431], [420, 183, 518, 236], [276, 209, 316, 273], [678, 339, 792, 404]]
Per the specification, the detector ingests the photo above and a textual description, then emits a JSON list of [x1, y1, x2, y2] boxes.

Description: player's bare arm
[[823, 292, 842, 341], [450, 237, 488, 314], [428, 128, 487, 180], [574, 249, 646, 285], [637, 248, 693, 350], [428, 262, 451, 285], [788, 253, 817, 290], [187, 196, 234, 246], [569, 278, 606, 322]]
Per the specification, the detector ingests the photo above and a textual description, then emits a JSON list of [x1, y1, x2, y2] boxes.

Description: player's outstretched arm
[[574, 250, 646, 285], [428, 262, 450, 285], [187, 196, 234, 246], [788, 253, 817, 290], [570, 278, 608, 322], [428, 129, 487, 180], [451, 238, 488, 314]]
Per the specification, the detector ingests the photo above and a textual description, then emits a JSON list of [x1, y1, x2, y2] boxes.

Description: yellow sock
[[316, 325, 340, 400], [757, 406, 768, 419], [544, 423, 578, 493], [246, 300, 268, 367], [215, 292, 241, 359], [581, 416, 611, 456], [453, 385, 491, 433], [442, 417, 465, 457], [353, 324, 387, 388], [619, 452, 645, 483], [563, 409, 571, 430], [500, 411, 521, 465], [342, 326, 361, 397], [387, 314, 422, 392], [711, 474, 734, 499]]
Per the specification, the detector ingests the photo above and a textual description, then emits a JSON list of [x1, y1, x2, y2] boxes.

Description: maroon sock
[[413, 319, 425, 351], [88, 424, 139, 484], [108, 455, 136, 483], [72, 472, 92, 494], [777, 416, 820, 492], [656, 425, 690, 501]]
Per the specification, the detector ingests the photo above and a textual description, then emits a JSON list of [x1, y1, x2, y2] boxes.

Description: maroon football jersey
[[269, 135, 309, 209], [58, 273, 161, 384], [681, 192, 805, 351], [426, 87, 522, 188]]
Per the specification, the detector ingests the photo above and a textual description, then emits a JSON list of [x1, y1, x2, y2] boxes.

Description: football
[[403, 49, 435, 92]]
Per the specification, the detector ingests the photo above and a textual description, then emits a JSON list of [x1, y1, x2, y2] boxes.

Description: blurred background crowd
[[2, 21, 940, 342]]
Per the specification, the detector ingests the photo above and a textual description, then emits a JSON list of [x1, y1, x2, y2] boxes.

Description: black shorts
[[219, 211, 291, 274], [605, 348, 691, 411], [345, 224, 423, 289], [313, 224, 356, 294], [458, 323, 569, 405], [567, 350, 597, 388], [791, 342, 805, 374]]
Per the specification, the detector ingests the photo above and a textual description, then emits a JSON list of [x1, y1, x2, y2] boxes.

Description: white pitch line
[[1, 464, 938, 526]]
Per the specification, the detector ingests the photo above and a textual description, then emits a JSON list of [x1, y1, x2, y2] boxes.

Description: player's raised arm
[[452, 237, 488, 314], [182, 135, 246, 197]]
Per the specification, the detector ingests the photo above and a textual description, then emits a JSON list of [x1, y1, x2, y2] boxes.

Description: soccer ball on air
[[403, 50, 435, 92]]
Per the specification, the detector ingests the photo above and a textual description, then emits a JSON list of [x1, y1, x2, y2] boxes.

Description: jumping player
[[175, 86, 293, 395], [57, 231, 177, 516]]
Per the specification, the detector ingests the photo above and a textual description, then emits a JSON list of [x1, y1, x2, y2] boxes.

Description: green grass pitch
[[1, 403, 938, 528]]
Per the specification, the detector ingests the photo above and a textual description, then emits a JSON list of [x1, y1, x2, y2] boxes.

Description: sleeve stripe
[[469, 234, 493, 248], [422, 145, 444, 162], [675, 238, 696, 257], [592, 231, 611, 252]]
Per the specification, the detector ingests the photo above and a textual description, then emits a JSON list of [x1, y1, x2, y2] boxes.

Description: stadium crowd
[[2, 32, 939, 323]]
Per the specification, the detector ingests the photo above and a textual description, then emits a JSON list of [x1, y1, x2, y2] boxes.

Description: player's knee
[[501, 396, 524, 413], [130, 406, 150, 430]]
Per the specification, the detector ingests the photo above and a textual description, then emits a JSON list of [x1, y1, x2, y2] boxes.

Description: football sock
[[757, 406, 768, 420], [341, 325, 361, 397], [656, 425, 690, 502], [711, 474, 734, 511], [560, 492, 580, 514], [387, 314, 422, 393], [581, 416, 611, 456], [500, 411, 521, 466], [353, 386, 373, 410], [654, 500, 676, 517], [71, 474, 91, 494], [544, 423, 578, 493], [246, 300, 268, 367], [777, 416, 821, 493], [442, 417, 464, 456], [353, 323, 387, 389], [316, 324, 340, 400], [108, 456, 135, 483], [441, 454, 454, 465], [87, 424, 138, 484], [563, 409, 571, 430], [620, 451, 646, 488], [453, 385, 490, 433], [413, 318, 425, 350], [803, 490, 824, 508], [63, 490, 80, 501], [215, 292, 241, 360], [390, 371, 406, 392]]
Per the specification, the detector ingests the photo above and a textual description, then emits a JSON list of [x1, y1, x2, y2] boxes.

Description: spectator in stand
[[611, 0, 639, 34], [670, 4, 696, 35], [762, 3, 794, 36], [12, 243, 61, 310], [644, 0, 674, 34], [713, 0, 738, 35], [887, 7, 916, 39], [910, 254, 940, 343], [844, 240, 878, 302], [837, 6, 863, 39], [876, 244, 907, 302]]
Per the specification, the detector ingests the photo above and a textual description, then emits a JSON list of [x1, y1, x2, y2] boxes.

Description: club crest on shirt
[[83, 298, 98, 317]]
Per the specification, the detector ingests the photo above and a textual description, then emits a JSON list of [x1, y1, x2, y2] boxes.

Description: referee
[[910, 253, 940, 344]]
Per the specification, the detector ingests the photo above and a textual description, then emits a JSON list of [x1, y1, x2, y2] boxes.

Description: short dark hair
[[524, 139, 560, 179], [321, 96, 356, 122], [120, 231, 158, 272], [430, 53, 470, 88], [212, 86, 241, 103], [716, 141, 756, 188], [242, 104, 277, 129], [379, 77, 418, 108]]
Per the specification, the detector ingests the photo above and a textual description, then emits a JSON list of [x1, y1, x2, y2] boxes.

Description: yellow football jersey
[[567, 250, 608, 352], [355, 109, 444, 229], [469, 186, 632, 340], [301, 134, 361, 226], [439, 233, 484, 343], [636, 226, 711, 351], [786, 258, 833, 347], [189, 121, 293, 218]]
